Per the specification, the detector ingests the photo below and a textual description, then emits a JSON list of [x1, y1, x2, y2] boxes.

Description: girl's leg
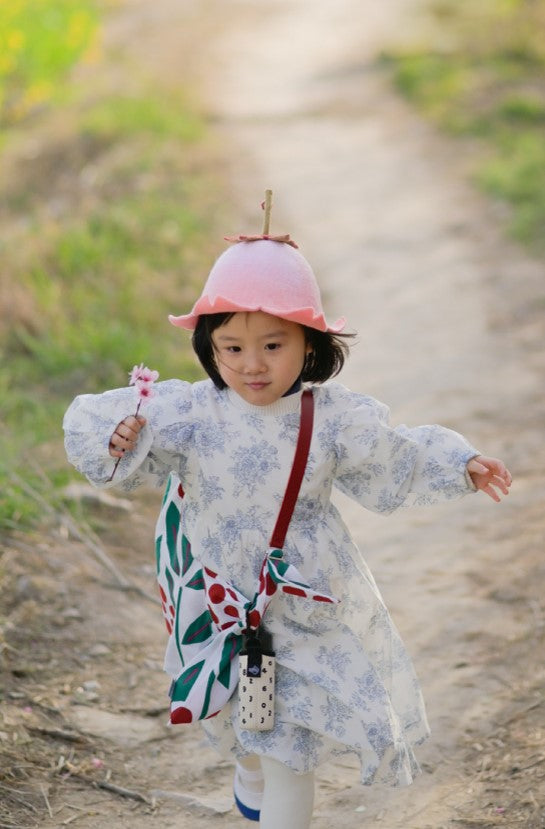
[[234, 754, 264, 821], [259, 756, 315, 829], [238, 754, 262, 775]]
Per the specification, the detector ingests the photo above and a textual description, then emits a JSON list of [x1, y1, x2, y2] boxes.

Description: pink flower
[[129, 364, 159, 391], [138, 367, 159, 384], [136, 381, 155, 402], [132, 365, 159, 406], [128, 365, 159, 405], [107, 363, 159, 483], [129, 363, 145, 385]]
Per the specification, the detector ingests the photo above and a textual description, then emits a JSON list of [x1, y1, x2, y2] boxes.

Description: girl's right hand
[[108, 415, 147, 458]]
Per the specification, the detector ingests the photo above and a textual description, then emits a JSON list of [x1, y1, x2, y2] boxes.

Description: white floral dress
[[63, 379, 478, 787]]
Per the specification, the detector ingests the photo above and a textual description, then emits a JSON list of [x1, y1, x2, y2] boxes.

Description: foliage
[[0, 9, 224, 531], [0, 0, 100, 126], [383, 0, 545, 251]]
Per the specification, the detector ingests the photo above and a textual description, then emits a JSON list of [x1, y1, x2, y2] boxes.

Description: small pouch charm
[[239, 626, 275, 732]]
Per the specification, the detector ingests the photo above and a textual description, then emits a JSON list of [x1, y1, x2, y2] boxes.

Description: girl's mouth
[[246, 382, 269, 390]]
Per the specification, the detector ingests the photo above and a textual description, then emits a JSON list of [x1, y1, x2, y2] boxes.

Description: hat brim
[[168, 296, 346, 334]]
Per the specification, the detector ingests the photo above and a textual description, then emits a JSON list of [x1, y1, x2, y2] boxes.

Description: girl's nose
[[244, 351, 266, 374]]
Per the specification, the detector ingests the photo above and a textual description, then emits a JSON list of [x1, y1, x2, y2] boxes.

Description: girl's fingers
[[467, 458, 487, 475], [112, 431, 137, 449], [468, 457, 513, 498], [484, 485, 501, 503], [492, 462, 511, 485], [494, 476, 510, 495], [120, 415, 146, 435], [109, 416, 147, 455], [481, 476, 510, 501], [117, 424, 138, 441]]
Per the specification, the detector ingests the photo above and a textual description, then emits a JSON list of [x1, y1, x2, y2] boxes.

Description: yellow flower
[[7, 29, 25, 51], [66, 10, 92, 50], [24, 79, 53, 106], [0, 53, 14, 73]]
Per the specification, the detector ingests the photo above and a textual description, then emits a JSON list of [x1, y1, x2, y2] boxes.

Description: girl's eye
[[265, 343, 280, 351], [226, 346, 241, 353]]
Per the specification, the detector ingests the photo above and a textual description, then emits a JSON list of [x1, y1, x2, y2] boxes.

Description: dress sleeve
[[328, 387, 479, 514], [63, 379, 195, 491]]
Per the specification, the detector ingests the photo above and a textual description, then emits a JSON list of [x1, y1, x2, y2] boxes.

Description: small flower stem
[[106, 456, 121, 484], [106, 400, 143, 484]]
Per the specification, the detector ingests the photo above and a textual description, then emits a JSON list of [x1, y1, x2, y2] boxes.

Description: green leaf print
[[187, 568, 206, 590], [181, 533, 193, 575], [170, 659, 206, 702], [161, 474, 172, 506], [181, 610, 212, 646], [166, 501, 181, 576], [165, 567, 175, 605], [155, 534, 162, 576], [217, 632, 242, 689], [200, 669, 217, 719]]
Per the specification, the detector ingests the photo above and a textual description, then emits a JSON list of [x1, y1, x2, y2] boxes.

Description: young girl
[[63, 213, 511, 829]]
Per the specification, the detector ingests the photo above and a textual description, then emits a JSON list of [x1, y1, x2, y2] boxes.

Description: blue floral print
[[228, 441, 282, 497], [63, 377, 479, 787]]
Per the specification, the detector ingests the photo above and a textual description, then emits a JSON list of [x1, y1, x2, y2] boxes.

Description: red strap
[[269, 390, 314, 549]]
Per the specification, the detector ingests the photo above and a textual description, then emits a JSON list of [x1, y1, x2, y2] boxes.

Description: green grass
[[383, 0, 545, 251], [0, 24, 225, 531], [0, 0, 100, 126], [477, 130, 545, 244], [81, 93, 204, 143]]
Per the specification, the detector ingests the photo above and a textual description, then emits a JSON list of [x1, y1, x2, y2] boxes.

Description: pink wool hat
[[168, 238, 346, 333]]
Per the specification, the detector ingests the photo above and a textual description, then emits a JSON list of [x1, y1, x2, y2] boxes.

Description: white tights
[[249, 755, 315, 829]]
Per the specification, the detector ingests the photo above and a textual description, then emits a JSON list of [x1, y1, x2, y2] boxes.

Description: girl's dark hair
[[303, 325, 353, 382], [192, 312, 354, 390]]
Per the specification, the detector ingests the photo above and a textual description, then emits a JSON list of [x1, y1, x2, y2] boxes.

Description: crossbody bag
[[155, 389, 337, 727]]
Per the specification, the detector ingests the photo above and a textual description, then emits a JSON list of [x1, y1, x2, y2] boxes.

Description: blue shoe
[[234, 761, 263, 822]]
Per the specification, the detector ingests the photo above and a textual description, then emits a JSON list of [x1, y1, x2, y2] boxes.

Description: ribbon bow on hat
[[224, 193, 299, 248], [224, 233, 299, 248]]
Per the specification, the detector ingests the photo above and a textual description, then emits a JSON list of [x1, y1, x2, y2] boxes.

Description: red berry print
[[248, 609, 261, 629], [171, 707, 193, 724], [283, 586, 307, 597], [208, 583, 226, 604]]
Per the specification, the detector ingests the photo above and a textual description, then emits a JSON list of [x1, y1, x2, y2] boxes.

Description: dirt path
[[192, 1, 545, 822], [5, 1, 544, 827]]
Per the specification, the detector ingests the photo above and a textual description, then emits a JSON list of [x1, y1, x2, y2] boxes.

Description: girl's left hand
[[466, 455, 512, 502]]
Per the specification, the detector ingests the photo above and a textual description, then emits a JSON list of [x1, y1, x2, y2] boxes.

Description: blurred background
[[0, 1, 544, 826], [1, 0, 544, 530], [1, 0, 544, 528]]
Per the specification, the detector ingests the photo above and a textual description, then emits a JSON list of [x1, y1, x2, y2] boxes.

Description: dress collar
[[226, 386, 304, 416]]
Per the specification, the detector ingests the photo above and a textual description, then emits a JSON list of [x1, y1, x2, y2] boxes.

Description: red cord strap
[[269, 389, 314, 550]]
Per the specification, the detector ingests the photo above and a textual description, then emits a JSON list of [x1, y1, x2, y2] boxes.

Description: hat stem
[[262, 189, 273, 235]]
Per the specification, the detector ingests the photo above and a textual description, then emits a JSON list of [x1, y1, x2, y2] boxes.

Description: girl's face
[[211, 311, 310, 406]]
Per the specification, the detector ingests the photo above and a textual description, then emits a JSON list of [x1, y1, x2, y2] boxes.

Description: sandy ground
[[3, 1, 545, 827]]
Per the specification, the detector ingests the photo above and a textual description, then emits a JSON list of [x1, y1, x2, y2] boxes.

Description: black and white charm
[[239, 626, 275, 732]]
